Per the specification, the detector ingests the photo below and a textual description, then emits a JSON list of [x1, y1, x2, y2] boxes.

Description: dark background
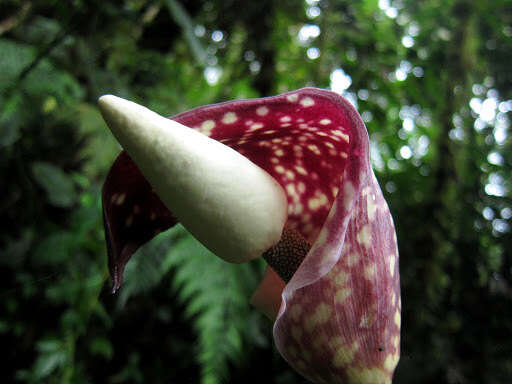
[[1, 0, 511, 383]]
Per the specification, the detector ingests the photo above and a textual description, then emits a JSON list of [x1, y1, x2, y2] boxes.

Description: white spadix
[[98, 95, 288, 263]]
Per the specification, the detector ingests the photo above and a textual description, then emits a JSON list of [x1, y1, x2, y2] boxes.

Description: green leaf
[[90, 337, 113, 360], [33, 231, 75, 265], [31, 161, 76, 208], [0, 38, 35, 85], [32, 339, 67, 380]]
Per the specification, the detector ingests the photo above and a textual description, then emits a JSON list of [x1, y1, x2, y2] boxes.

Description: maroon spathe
[[102, 88, 400, 384]]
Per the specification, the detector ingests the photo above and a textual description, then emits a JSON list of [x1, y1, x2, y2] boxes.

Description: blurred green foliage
[[1, 0, 511, 383]]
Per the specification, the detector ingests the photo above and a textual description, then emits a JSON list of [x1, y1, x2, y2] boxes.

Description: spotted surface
[[274, 172, 400, 384], [102, 88, 400, 383], [102, 154, 176, 291]]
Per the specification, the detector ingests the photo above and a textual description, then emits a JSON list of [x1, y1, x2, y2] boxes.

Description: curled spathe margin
[[268, 91, 399, 384], [277, 89, 369, 295]]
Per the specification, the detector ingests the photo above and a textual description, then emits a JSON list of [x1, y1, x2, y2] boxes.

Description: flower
[[100, 88, 400, 384]]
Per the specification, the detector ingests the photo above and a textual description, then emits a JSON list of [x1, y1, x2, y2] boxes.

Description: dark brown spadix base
[[262, 226, 311, 283]]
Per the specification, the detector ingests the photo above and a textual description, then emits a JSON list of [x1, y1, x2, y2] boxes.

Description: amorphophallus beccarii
[[100, 88, 401, 384]]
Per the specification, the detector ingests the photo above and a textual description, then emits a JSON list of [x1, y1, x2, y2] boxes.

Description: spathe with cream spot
[[100, 88, 401, 384], [98, 95, 288, 266]]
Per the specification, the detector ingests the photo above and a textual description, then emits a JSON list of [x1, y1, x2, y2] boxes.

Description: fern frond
[[163, 225, 266, 384], [114, 224, 268, 383]]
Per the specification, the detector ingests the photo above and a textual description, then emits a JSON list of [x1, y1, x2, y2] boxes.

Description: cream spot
[[312, 333, 329, 354], [394, 310, 401, 328], [315, 230, 328, 246], [307, 144, 321, 155], [275, 149, 284, 157], [357, 225, 371, 247], [308, 194, 328, 211], [285, 170, 295, 180], [300, 97, 315, 107], [331, 186, 339, 198], [335, 287, 351, 303], [116, 193, 126, 206], [297, 182, 306, 194], [329, 336, 344, 349], [286, 183, 297, 197], [286, 94, 299, 102], [346, 252, 359, 266], [359, 313, 373, 328], [200, 120, 216, 135], [290, 304, 302, 321], [391, 292, 396, 307], [308, 198, 320, 211], [249, 122, 264, 130], [280, 116, 292, 122], [334, 270, 349, 286], [110, 193, 118, 204], [275, 165, 285, 174], [291, 326, 303, 342], [340, 152, 348, 158], [325, 199, 338, 221], [364, 264, 377, 280], [332, 130, 350, 143], [293, 203, 304, 214], [392, 335, 400, 350], [295, 165, 308, 175], [347, 367, 391, 384], [319, 118, 331, 125], [332, 341, 359, 367], [343, 182, 355, 210], [256, 106, 269, 116], [270, 157, 279, 164], [367, 193, 377, 220], [384, 353, 400, 371], [389, 254, 396, 277], [221, 112, 237, 124], [304, 302, 331, 332]]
